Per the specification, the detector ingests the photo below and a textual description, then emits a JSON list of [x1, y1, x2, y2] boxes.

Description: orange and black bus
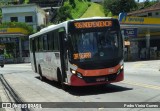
[[29, 17, 124, 88]]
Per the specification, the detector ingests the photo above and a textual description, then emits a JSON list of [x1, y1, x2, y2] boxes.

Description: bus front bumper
[[70, 70, 124, 86]]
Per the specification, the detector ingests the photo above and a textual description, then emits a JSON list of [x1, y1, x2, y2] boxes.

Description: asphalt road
[[0, 60, 160, 111]]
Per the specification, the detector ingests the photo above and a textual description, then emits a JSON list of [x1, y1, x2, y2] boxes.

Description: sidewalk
[[124, 60, 160, 72]]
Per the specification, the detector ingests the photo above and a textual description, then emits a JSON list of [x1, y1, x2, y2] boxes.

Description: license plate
[[96, 77, 105, 82]]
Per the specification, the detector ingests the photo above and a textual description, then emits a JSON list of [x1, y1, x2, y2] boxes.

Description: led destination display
[[74, 21, 112, 29]]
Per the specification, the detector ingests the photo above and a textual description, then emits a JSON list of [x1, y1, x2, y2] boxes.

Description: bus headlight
[[70, 69, 83, 78], [70, 69, 76, 74], [120, 65, 124, 70]]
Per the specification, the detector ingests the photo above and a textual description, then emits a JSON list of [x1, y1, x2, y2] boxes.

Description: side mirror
[[64, 34, 69, 50]]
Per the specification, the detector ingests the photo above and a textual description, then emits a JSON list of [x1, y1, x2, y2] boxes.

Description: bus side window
[[48, 32, 54, 50], [35, 37, 39, 52], [43, 34, 49, 51], [39, 36, 43, 51], [54, 30, 59, 51]]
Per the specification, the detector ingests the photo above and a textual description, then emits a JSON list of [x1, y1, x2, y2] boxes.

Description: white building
[[0, 4, 47, 63], [1, 4, 46, 31]]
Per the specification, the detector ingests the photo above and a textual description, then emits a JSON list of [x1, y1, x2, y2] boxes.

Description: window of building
[[155, 12, 159, 15], [25, 16, 33, 22], [148, 13, 152, 16], [10, 17, 18, 22]]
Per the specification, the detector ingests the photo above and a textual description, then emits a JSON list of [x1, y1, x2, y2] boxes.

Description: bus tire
[[38, 65, 45, 81], [57, 69, 67, 90], [1, 65, 4, 68]]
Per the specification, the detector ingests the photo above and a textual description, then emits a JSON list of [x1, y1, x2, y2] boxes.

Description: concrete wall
[[2, 5, 35, 14], [36, 8, 46, 26]]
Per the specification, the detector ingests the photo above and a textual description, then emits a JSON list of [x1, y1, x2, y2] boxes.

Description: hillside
[[81, 2, 105, 18], [68, 0, 89, 19]]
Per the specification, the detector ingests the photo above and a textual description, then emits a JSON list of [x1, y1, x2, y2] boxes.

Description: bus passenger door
[[59, 29, 67, 82], [32, 39, 37, 72]]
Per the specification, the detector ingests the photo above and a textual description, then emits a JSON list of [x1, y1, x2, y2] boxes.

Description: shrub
[[0, 22, 33, 34]]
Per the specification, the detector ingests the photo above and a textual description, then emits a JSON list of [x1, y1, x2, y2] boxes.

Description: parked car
[[0, 49, 4, 68], [0, 55, 4, 68]]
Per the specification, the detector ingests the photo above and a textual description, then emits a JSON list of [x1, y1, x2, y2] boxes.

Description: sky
[[139, 0, 145, 2]]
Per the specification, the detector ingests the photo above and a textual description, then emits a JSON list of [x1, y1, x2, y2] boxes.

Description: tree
[[57, 4, 72, 22], [0, 9, 2, 21], [69, 0, 76, 8], [103, 0, 137, 16], [144, 0, 158, 8]]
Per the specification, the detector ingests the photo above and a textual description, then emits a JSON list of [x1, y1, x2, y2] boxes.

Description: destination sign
[[73, 52, 91, 59], [74, 21, 112, 29]]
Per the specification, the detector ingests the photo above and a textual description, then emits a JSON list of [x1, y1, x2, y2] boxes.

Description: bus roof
[[29, 17, 116, 38], [70, 17, 114, 21], [29, 21, 68, 38]]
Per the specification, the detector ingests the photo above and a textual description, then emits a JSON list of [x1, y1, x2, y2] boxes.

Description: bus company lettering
[[128, 17, 144, 23], [73, 52, 91, 59], [74, 21, 112, 29]]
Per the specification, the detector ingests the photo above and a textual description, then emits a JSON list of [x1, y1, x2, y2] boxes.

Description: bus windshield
[[68, 29, 123, 63]]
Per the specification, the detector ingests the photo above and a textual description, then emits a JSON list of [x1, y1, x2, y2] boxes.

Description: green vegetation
[[81, 2, 105, 18], [57, 3, 72, 22], [0, 22, 34, 34], [57, 0, 89, 22], [103, 0, 137, 16], [70, 0, 89, 19], [0, 10, 2, 19], [103, 0, 159, 16], [24, 0, 29, 4], [143, 0, 158, 8]]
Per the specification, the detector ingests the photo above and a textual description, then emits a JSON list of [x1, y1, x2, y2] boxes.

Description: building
[[0, 4, 47, 63], [1, 4, 47, 31], [128, 2, 160, 18], [120, 2, 160, 61]]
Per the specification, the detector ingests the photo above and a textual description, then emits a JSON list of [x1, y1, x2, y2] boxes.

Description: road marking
[[122, 81, 160, 90]]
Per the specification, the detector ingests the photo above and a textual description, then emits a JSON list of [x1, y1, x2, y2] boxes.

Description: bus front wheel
[[57, 69, 67, 90]]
